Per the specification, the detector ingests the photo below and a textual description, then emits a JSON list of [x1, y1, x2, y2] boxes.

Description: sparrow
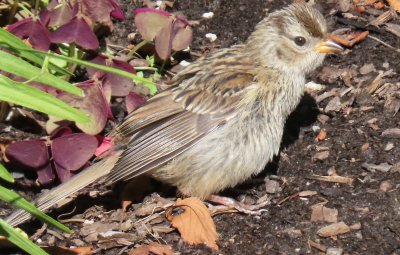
[[7, 3, 342, 226]]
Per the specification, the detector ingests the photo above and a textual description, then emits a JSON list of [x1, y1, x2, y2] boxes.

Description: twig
[[368, 35, 400, 53]]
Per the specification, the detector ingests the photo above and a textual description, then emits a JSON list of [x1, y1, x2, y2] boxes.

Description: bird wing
[[104, 50, 256, 184], [6, 48, 256, 226]]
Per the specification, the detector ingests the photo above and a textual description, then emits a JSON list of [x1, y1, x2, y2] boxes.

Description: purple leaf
[[86, 54, 108, 77], [50, 127, 73, 139], [51, 17, 99, 50], [45, 2, 76, 28], [54, 162, 73, 182], [172, 23, 193, 51], [94, 136, 113, 156], [36, 163, 56, 185], [134, 8, 193, 59], [110, 0, 125, 21], [125, 92, 147, 113], [29, 21, 52, 51], [104, 59, 136, 96], [134, 8, 171, 41], [55, 80, 109, 134], [81, 0, 114, 29], [6, 140, 49, 169], [155, 20, 173, 60], [88, 55, 136, 96], [7, 18, 51, 51], [52, 133, 98, 171], [7, 18, 33, 38]]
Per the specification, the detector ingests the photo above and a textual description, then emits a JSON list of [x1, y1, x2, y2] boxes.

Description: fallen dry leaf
[[43, 246, 94, 255], [361, 162, 392, 172], [387, 0, 400, 12], [382, 128, 400, 138], [317, 222, 351, 237], [385, 23, 400, 38], [308, 239, 327, 252], [326, 31, 369, 47], [311, 204, 338, 223], [315, 128, 327, 141], [311, 151, 330, 162], [165, 197, 218, 250], [129, 243, 173, 255], [298, 190, 318, 197], [308, 175, 354, 185]]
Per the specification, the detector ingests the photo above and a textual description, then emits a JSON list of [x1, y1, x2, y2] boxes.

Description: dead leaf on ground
[[298, 190, 318, 197], [315, 128, 327, 141], [311, 204, 338, 223], [129, 243, 173, 255], [325, 31, 369, 47], [42, 246, 94, 255], [311, 151, 330, 162], [324, 96, 342, 112], [382, 128, 400, 138], [308, 239, 327, 252], [165, 197, 218, 250], [368, 10, 395, 26], [361, 162, 392, 172], [317, 222, 351, 237], [308, 175, 354, 185], [387, 0, 400, 12], [385, 23, 400, 37]]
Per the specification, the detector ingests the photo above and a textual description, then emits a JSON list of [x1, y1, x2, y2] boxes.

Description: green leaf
[[0, 50, 83, 96], [0, 164, 14, 183], [0, 219, 49, 255], [0, 185, 72, 233], [0, 28, 69, 75], [0, 75, 90, 123], [20, 48, 158, 95]]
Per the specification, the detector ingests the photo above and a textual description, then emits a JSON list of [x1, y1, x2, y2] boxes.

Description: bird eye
[[294, 36, 306, 46]]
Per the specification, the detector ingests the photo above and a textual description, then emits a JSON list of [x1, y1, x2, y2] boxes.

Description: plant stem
[[134, 67, 158, 71], [66, 43, 77, 80], [33, 0, 40, 16], [0, 101, 9, 122], [126, 40, 149, 59], [7, 0, 19, 24]]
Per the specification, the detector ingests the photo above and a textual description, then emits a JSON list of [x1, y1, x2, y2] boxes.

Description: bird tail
[[6, 152, 121, 226]]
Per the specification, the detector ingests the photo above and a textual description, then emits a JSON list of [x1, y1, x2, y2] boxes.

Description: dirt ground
[[1, 0, 400, 254]]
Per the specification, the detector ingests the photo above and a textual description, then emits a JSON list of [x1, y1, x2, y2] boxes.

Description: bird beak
[[314, 39, 343, 54]]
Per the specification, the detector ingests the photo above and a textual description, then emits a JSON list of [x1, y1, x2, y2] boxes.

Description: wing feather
[[104, 46, 256, 185]]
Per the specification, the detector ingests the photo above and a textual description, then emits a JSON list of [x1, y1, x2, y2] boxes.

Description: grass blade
[[0, 28, 69, 75], [0, 185, 71, 233], [0, 164, 14, 183], [0, 50, 83, 96], [0, 75, 90, 123], [0, 219, 49, 255]]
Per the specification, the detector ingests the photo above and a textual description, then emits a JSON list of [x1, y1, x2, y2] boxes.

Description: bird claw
[[206, 194, 270, 215]]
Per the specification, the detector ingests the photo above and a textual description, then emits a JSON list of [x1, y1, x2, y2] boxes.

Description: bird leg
[[206, 194, 270, 215]]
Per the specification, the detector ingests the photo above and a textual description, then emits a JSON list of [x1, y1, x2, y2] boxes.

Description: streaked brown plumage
[[7, 4, 342, 225]]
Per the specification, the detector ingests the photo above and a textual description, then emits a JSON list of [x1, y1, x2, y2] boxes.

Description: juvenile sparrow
[[7, 3, 342, 225]]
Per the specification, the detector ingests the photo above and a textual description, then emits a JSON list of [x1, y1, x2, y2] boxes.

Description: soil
[[1, 0, 400, 254]]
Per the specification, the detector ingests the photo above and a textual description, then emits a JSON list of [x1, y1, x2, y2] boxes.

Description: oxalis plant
[[0, 1, 193, 254]]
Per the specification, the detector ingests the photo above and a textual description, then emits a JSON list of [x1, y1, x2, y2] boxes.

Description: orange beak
[[314, 39, 343, 54]]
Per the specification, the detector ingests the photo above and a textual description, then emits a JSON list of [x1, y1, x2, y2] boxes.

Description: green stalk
[[8, 0, 19, 24], [126, 40, 149, 59]]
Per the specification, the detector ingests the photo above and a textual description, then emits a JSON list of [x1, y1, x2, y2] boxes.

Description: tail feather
[[6, 152, 121, 226]]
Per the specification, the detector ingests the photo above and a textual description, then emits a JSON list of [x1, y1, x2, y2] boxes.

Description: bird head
[[246, 4, 343, 74]]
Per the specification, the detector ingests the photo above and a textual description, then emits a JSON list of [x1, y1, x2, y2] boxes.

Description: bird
[[7, 3, 342, 226]]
